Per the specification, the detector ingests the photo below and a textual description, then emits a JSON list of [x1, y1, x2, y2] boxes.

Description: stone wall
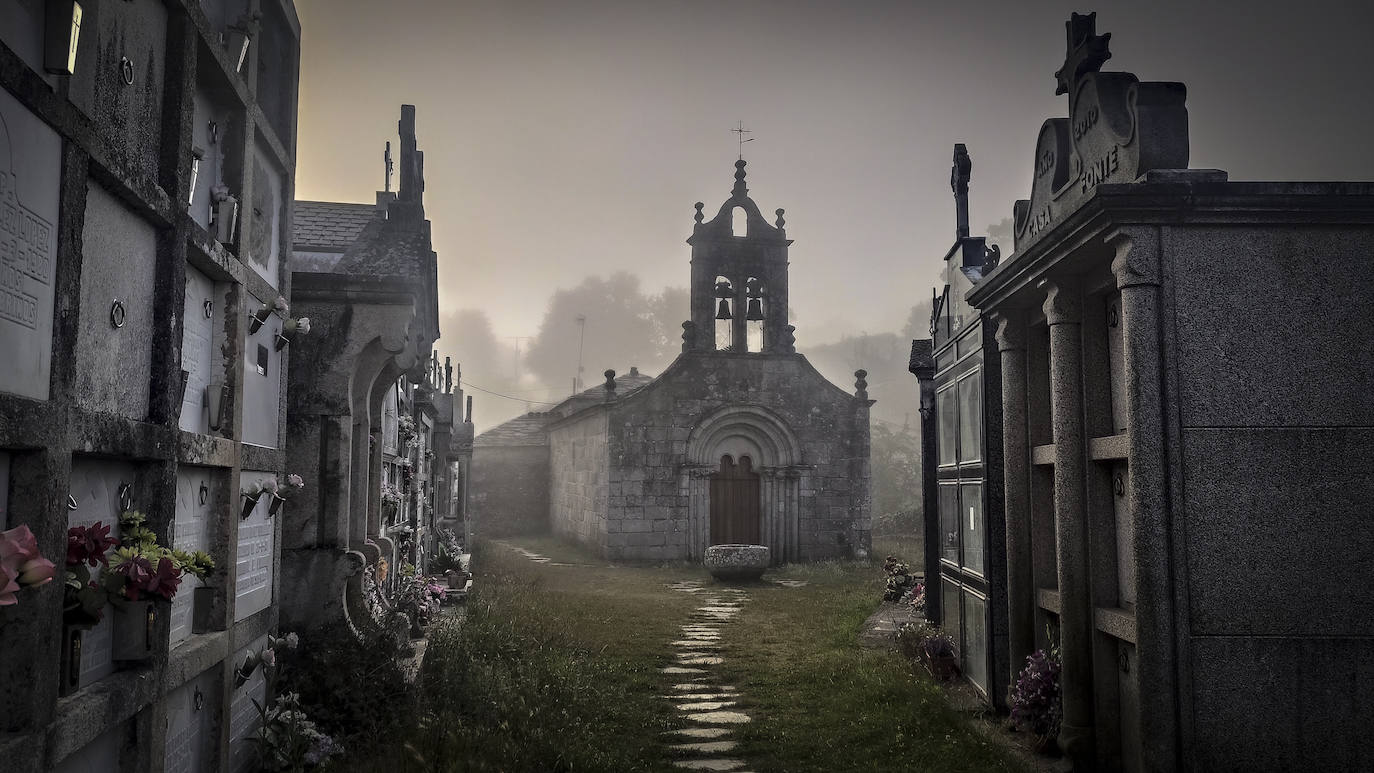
[[548, 408, 610, 550], [1167, 223, 1374, 770], [469, 445, 550, 539]]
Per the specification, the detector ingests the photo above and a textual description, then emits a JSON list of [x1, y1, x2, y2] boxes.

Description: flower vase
[[241, 493, 261, 520], [214, 196, 238, 244], [273, 332, 290, 351], [191, 586, 215, 634], [247, 308, 269, 336], [112, 600, 157, 662], [59, 626, 84, 696], [446, 570, 463, 590], [268, 493, 286, 516]]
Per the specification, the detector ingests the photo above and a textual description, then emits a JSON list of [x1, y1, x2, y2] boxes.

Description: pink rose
[[0, 561, 20, 606], [260, 647, 276, 666]]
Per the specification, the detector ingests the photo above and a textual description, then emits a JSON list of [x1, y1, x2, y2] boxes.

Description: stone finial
[[681, 320, 696, 353], [444, 357, 453, 393], [694, 202, 705, 224], [854, 369, 869, 400], [465, 395, 473, 423], [629, 366, 639, 377], [1054, 12, 1111, 96], [952, 143, 971, 239], [603, 369, 617, 398], [775, 208, 786, 229], [732, 159, 748, 198]]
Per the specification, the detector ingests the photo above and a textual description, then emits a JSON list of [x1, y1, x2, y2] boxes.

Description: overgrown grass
[[714, 558, 1024, 772], [346, 539, 700, 772], [344, 536, 1022, 772]]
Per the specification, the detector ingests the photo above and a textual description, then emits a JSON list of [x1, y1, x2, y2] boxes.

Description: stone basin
[[703, 544, 770, 581]]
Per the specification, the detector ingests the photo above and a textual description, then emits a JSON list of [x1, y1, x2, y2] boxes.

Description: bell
[[745, 298, 764, 321], [715, 299, 733, 320]]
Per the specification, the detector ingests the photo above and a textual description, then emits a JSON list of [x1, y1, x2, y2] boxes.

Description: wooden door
[[710, 454, 761, 545]]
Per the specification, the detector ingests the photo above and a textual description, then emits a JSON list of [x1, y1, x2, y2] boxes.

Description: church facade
[[474, 161, 872, 563]]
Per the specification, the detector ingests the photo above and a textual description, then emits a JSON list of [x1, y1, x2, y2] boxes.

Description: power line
[[459, 380, 562, 406]]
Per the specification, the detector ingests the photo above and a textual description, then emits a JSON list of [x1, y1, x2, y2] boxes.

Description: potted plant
[[1009, 646, 1063, 754], [173, 549, 217, 635], [920, 629, 960, 681], [380, 484, 402, 526], [881, 555, 919, 602], [211, 183, 238, 244], [104, 511, 184, 662], [61, 521, 119, 694]]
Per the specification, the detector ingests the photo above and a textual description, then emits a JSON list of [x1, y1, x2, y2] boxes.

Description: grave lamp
[[206, 381, 229, 431], [715, 299, 732, 320], [43, 0, 82, 75]]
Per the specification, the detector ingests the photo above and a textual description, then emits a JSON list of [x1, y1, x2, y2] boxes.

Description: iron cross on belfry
[[732, 121, 754, 160]]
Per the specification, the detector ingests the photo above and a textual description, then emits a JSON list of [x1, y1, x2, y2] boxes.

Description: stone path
[[662, 581, 756, 772]]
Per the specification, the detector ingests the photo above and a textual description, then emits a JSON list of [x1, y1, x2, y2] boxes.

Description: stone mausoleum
[[473, 161, 872, 563], [916, 12, 1374, 772]]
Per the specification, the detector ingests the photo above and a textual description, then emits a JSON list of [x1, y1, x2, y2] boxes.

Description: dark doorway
[[710, 454, 761, 545]]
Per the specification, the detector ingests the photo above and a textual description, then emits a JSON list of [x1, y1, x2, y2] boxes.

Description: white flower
[[260, 477, 279, 494], [272, 296, 289, 313], [295, 317, 310, 334]]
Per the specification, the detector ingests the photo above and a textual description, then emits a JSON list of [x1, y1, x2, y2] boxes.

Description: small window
[[731, 207, 747, 237], [744, 277, 765, 352], [714, 276, 734, 351], [957, 369, 982, 463], [939, 483, 960, 566], [256, 344, 269, 376], [937, 383, 957, 466]]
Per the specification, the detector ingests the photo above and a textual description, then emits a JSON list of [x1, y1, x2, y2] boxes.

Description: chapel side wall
[[1164, 223, 1374, 770], [548, 410, 611, 555], [468, 445, 550, 539], [608, 354, 869, 562]]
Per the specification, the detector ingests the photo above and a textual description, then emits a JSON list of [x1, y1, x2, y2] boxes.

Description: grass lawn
[[345, 534, 1024, 773]]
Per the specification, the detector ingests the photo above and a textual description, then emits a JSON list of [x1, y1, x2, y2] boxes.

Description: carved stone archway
[[683, 405, 806, 564]]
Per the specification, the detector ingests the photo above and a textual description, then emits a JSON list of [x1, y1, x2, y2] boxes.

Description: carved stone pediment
[[1013, 13, 1189, 253]]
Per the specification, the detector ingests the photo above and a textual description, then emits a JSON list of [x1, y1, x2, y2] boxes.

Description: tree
[[523, 273, 688, 397], [435, 309, 526, 430], [870, 421, 921, 535]]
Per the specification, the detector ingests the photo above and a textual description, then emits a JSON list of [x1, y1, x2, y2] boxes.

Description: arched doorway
[[710, 454, 761, 544]]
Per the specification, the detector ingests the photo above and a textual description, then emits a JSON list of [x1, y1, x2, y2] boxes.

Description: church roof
[[474, 412, 555, 447], [292, 200, 379, 250]]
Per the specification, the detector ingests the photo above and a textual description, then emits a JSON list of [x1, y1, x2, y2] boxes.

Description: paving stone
[[662, 666, 708, 674], [671, 640, 723, 649], [677, 655, 724, 665], [669, 740, 740, 754], [670, 759, 747, 771], [675, 700, 737, 711], [659, 692, 740, 701], [685, 711, 751, 724], [666, 727, 734, 739], [669, 682, 711, 690], [698, 606, 741, 612]]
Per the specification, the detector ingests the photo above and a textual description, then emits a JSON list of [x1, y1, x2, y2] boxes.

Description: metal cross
[[732, 121, 754, 160]]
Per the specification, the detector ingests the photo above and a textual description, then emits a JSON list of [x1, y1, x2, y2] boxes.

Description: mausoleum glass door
[[710, 454, 761, 545]]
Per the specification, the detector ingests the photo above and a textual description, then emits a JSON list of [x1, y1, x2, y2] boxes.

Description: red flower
[[67, 522, 118, 568]]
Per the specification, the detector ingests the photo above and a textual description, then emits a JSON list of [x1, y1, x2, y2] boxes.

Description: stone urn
[[704, 544, 770, 582]]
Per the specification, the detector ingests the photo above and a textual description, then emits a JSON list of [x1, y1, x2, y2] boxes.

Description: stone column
[[1109, 228, 1178, 772], [686, 467, 711, 560], [994, 312, 1035, 680], [1042, 279, 1095, 766]]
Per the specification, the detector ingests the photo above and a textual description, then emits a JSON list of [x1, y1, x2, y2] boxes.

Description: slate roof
[[473, 412, 555, 448], [293, 200, 379, 251]]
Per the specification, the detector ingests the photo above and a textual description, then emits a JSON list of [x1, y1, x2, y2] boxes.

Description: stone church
[[472, 161, 872, 563]]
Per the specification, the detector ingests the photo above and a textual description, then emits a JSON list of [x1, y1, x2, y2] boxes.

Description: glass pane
[[941, 576, 961, 647], [938, 385, 957, 466], [958, 369, 982, 463], [960, 483, 984, 574], [963, 590, 989, 692], [939, 484, 960, 565]]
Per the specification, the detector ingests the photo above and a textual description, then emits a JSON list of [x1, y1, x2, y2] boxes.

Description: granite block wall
[[469, 445, 550, 538], [548, 409, 610, 550]]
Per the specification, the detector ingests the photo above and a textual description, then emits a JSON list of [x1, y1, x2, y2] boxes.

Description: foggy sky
[[293, 0, 1374, 387]]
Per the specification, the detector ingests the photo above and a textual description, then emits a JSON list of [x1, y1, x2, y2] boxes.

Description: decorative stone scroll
[[1013, 13, 1189, 252]]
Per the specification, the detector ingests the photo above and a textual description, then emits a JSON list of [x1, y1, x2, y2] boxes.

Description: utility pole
[[575, 315, 587, 393]]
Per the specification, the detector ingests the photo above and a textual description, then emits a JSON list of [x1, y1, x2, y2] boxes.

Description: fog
[[293, 0, 1374, 430]]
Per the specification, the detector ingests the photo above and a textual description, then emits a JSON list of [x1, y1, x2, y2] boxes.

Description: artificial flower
[[260, 477, 279, 494], [67, 521, 118, 567], [0, 562, 21, 606]]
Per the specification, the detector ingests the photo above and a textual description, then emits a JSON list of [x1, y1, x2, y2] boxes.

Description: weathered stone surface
[[469, 441, 551, 538], [685, 711, 752, 725], [667, 727, 734, 739], [670, 740, 740, 754], [670, 760, 747, 772], [662, 666, 708, 675], [675, 701, 737, 712]]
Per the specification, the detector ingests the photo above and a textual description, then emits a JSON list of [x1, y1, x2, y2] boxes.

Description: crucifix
[[732, 121, 754, 160]]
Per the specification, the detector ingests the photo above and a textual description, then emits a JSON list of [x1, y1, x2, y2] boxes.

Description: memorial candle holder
[[111, 599, 157, 662]]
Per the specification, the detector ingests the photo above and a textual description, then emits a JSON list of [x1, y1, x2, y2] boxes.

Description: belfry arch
[[683, 405, 808, 564]]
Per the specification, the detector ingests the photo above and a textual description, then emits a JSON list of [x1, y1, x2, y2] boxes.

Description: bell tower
[[685, 160, 795, 354]]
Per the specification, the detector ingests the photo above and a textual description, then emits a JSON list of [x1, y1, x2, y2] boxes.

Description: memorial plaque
[[228, 635, 269, 773], [163, 671, 214, 773], [247, 146, 282, 287], [234, 472, 275, 621], [51, 721, 124, 773], [242, 293, 281, 448], [68, 458, 138, 688], [0, 89, 60, 400], [180, 266, 217, 433], [171, 467, 214, 647], [1012, 13, 1189, 253]]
